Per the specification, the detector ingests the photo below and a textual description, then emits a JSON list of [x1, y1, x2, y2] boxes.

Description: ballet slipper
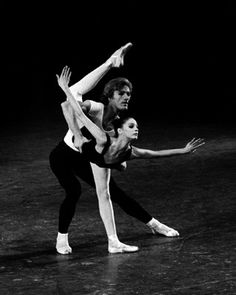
[[108, 42, 133, 68], [108, 239, 139, 254], [147, 218, 179, 237], [56, 233, 72, 255]]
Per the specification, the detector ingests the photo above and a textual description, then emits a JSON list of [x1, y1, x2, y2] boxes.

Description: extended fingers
[[66, 67, 71, 81], [59, 66, 71, 82], [194, 142, 205, 148], [64, 66, 70, 77], [188, 138, 196, 145], [195, 138, 204, 143], [189, 138, 204, 145], [193, 138, 205, 146], [191, 141, 205, 153], [61, 66, 67, 77]]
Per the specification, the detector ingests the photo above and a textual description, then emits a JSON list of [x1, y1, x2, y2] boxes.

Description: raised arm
[[57, 66, 107, 145], [69, 42, 132, 98], [130, 138, 205, 160]]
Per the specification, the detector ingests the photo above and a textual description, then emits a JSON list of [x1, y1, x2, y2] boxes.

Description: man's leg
[[49, 141, 96, 254], [109, 177, 179, 237]]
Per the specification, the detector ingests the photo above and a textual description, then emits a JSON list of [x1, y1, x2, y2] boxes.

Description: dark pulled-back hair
[[100, 77, 133, 105], [112, 113, 134, 137]]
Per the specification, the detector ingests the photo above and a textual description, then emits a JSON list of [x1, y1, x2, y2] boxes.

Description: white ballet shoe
[[56, 233, 72, 255], [147, 218, 179, 237], [108, 240, 139, 254], [56, 244, 72, 255], [108, 42, 133, 68]]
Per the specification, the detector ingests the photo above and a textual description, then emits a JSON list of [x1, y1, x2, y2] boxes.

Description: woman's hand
[[56, 66, 71, 92], [184, 138, 205, 153]]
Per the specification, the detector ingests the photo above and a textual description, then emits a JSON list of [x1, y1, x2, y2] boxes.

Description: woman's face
[[119, 118, 139, 140]]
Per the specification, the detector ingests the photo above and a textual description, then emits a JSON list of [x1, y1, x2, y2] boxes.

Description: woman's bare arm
[[130, 138, 205, 160]]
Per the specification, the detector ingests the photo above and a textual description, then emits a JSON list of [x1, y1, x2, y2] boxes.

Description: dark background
[[1, 3, 236, 293], [3, 0, 236, 127]]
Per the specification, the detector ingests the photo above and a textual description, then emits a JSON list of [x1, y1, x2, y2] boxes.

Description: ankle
[[56, 233, 70, 247], [108, 234, 120, 246], [56, 233, 72, 254], [108, 234, 119, 242], [57, 232, 68, 240]]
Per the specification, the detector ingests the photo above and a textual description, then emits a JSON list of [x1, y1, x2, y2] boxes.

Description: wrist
[[182, 148, 188, 154]]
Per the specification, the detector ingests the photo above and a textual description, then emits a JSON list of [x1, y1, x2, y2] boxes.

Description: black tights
[[49, 141, 152, 233]]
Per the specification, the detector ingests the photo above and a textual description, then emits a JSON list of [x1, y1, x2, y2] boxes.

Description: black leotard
[[74, 127, 132, 169]]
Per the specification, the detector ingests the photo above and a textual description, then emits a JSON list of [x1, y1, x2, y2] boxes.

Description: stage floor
[[0, 117, 235, 294]]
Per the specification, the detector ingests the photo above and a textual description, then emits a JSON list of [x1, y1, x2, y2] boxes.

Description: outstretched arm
[[69, 42, 132, 98], [130, 138, 205, 159], [57, 66, 107, 146]]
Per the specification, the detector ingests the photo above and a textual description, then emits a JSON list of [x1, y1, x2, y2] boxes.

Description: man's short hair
[[100, 77, 133, 105]]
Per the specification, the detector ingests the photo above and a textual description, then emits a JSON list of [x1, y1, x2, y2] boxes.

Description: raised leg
[[69, 43, 133, 98]]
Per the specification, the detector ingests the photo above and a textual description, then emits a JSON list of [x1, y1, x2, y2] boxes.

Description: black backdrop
[[3, 1, 236, 127]]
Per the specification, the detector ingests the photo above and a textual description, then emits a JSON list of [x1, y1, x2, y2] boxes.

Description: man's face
[[109, 85, 131, 111]]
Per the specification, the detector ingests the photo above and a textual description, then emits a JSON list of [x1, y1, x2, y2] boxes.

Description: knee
[[62, 193, 80, 209], [66, 185, 81, 201], [96, 188, 111, 201], [62, 180, 81, 203]]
